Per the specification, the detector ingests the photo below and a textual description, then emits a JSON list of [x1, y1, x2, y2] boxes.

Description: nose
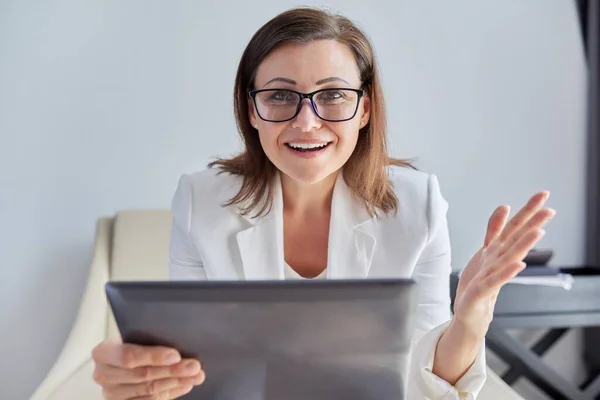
[[291, 98, 322, 132]]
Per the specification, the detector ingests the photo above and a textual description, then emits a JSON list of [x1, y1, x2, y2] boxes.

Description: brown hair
[[208, 7, 413, 218]]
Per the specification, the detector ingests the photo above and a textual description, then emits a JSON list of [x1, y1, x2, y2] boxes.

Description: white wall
[[0, 1, 587, 399]]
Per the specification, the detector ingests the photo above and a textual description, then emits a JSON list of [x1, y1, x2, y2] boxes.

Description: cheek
[[257, 128, 284, 158], [332, 125, 360, 153]]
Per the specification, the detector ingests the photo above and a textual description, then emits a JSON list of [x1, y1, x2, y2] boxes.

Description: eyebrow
[[262, 76, 352, 87], [315, 77, 351, 86], [263, 77, 296, 87]]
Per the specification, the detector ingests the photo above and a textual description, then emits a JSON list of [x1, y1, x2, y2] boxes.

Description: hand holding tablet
[[91, 336, 205, 399]]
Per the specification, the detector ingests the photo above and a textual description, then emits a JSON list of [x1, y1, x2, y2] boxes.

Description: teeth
[[288, 142, 329, 149]]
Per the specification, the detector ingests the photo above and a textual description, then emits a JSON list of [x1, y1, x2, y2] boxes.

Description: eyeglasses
[[248, 88, 365, 123]]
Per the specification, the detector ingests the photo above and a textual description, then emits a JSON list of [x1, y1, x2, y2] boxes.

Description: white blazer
[[169, 167, 487, 399]]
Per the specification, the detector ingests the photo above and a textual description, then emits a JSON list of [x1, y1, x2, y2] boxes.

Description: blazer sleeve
[[407, 174, 487, 399], [169, 174, 208, 280]]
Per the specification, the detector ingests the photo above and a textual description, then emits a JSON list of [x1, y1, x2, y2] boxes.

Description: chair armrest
[[30, 217, 114, 400]]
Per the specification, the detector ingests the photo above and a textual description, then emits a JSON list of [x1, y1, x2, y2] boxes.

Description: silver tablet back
[[106, 279, 417, 400]]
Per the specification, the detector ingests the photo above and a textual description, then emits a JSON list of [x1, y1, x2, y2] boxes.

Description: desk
[[450, 267, 600, 400]]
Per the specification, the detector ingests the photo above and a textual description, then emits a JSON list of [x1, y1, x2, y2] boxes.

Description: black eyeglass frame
[[248, 87, 366, 123]]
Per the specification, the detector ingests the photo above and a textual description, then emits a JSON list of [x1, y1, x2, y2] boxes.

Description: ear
[[360, 92, 371, 127], [248, 100, 258, 129]]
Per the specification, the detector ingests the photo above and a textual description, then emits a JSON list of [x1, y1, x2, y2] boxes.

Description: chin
[[279, 166, 340, 186], [266, 145, 348, 186]]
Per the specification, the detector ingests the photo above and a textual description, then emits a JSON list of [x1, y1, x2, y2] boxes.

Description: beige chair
[[30, 210, 524, 400]]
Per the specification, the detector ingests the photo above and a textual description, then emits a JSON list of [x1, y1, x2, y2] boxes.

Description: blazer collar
[[235, 172, 377, 280]]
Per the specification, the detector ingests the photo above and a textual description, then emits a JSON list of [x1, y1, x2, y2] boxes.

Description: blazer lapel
[[234, 171, 376, 280], [235, 173, 285, 280], [327, 173, 377, 279]]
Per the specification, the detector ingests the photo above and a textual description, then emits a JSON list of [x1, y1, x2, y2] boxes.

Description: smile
[[285, 142, 332, 152]]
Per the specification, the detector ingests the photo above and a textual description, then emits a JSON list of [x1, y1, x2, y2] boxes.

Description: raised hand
[[453, 191, 556, 333]]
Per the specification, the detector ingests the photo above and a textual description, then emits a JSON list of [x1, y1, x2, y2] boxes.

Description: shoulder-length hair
[[209, 7, 413, 218]]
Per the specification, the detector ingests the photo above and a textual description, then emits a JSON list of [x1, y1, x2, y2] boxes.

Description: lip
[[284, 141, 332, 159], [284, 139, 332, 144]]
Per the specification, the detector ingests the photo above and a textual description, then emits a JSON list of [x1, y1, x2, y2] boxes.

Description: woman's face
[[250, 40, 370, 185]]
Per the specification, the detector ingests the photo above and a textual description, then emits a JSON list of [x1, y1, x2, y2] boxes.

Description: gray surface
[[452, 268, 600, 399], [493, 268, 600, 317], [107, 279, 416, 400], [451, 269, 600, 328]]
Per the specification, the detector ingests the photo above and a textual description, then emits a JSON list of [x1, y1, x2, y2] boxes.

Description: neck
[[280, 170, 339, 215]]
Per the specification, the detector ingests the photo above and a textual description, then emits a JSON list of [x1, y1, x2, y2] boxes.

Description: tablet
[[106, 279, 417, 400]]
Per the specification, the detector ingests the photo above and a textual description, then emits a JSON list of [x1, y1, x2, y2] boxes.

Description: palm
[[453, 192, 555, 332], [454, 247, 504, 328]]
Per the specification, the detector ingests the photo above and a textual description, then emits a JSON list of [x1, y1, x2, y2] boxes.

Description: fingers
[[102, 375, 204, 400], [470, 229, 545, 300], [484, 205, 510, 248], [92, 339, 206, 400], [479, 261, 526, 295], [498, 228, 546, 266], [499, 208, 555, 257], [498, 191, 549, 244], [92, 340, 181, 369], [94, 359, 202, 385], [131, 384, 195, 400], [163, 384, 195, 399]]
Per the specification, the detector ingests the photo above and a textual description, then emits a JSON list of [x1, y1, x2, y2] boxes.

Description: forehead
[[254, 40, 362, 89]]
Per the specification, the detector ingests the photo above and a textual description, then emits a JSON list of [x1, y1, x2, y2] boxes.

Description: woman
[[91, 7, 555, 399]]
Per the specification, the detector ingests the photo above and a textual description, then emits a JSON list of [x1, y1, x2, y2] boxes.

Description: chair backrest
[[107, 209, 172, 337]]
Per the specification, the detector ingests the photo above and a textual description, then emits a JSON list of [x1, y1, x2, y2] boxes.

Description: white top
[[168, 167, 487, 398], [284, 263, 327, 279]]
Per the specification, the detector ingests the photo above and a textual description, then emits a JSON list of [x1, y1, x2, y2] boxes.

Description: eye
[[320, 90, 344, 100], [316, 90, 351, 104], [268, 90, 296, 102]]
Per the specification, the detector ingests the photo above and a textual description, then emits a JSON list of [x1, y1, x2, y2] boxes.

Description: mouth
[[285, 142, 332, 152]]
